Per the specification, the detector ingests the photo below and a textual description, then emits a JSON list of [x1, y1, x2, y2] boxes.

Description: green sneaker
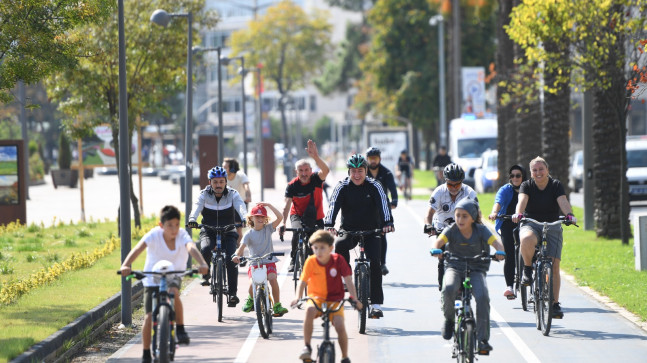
[[273, 302, 288, 317], [242, 296, 254, 313]]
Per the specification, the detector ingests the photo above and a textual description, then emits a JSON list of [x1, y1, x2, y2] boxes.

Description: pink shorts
[[247, 263, 277, 279]]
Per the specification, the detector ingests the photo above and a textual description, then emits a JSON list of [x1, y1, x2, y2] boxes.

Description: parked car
[[473, 149, 498, 193], [627, 137, 647, 201], [569, 150, 583, 192]]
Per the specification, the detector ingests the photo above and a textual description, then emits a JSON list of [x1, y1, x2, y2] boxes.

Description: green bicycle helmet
[[347, 154, 368, 169]]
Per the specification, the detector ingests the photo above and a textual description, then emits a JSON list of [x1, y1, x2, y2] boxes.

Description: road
[[105, 196, 647, 362]]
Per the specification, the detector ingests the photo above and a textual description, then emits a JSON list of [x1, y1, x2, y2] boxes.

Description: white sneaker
[[504, 286, 515, 300], [299, 345, 312, 360]]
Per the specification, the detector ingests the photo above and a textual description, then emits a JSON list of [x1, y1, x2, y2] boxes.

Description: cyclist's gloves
[[424, 224, 435, 235], [187, 221, 199, 229], [325, 227, 337, 236], [566, 213, 577, 224], [430, 248, 443, 256]]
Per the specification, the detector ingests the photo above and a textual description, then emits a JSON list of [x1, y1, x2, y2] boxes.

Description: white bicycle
[[238, 251, 284, 339]]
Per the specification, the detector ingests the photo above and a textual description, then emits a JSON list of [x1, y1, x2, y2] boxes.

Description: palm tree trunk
[[496, 0, 515, 187]]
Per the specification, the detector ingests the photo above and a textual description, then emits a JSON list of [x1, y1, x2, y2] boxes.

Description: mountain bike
[[430, 251, 500, 363], [338, 228, 381, 334], [237, 251, 285, 339], [520, 216, 577, 336], [294, 298, 357, 363], [280, 222, 319, 291], [118, 261, 197, 363], [194, 223, 241, 322]]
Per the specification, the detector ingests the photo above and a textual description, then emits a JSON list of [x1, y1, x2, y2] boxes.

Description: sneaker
[[176, 330, 190, 345], [341, 358, 351, 363], [521, 267, 533, 286], [381, 264, 389, 276], [369, 307, 383, 319], [478, 340, 493, 354], [273, 302, 289, 316], [442, 319, 454, 340], [504, 286, 515, 300], [242, 296, 254, 313], [552, 302, 564, 319], [142, 353, 152, 363], [288, 259, 295, 273], [201, 273, 210, 286], [228, 295, 240, 307], [299, 345, 312, 360]]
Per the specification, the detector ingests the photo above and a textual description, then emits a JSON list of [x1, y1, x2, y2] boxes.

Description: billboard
[[461, 67, 486, 117], [367, 128, 409, 177]]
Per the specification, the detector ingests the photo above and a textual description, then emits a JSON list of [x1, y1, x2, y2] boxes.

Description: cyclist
[[187, 166, 247, 307], [512, 156, 576, 319], [431, 198, 505, 353], [425, 163, 479, 291], [488, 164, 527, 299], [396, 149, 414, 199], [223, 157, 251, 247], [278, 139, 330, 273], [325, 154, 394, 319], [432, 146, 452, 186], [365, 146, 398, 276]]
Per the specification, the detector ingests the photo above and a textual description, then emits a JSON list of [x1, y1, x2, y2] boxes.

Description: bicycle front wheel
[[216, 258, 225, 322], [293, 249, 300, 292], [157, 305, 171, 363], [460, 320, 475, 363], [517, 247, 529, 311], [357, 263, 369, 334], [539, 261, 554, 336], [256, 287, 269, 339], [318, 341, 335, 363]]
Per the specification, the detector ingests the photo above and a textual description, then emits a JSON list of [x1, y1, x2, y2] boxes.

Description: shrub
[[58, 132, 72, 170]]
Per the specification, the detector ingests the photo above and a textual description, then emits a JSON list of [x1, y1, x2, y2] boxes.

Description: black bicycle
[[424, 218, 454, 291], [280, 223, 319, 291], [430, 250, 500, 363], [495, 215, 529, 309], [194, 223, 240, 322], [520, 216, 577, 336], [294, 297, 357, 363], [118, 265, 197, 363], [338, 228, 381, 334]]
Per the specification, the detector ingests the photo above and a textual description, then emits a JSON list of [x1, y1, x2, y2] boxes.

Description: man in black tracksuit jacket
[[324, 154, 394, 319]]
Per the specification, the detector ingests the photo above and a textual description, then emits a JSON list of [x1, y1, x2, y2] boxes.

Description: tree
[[314, 22, 366, 95], [0, 0, 114, 103], [45, 0, 218, 227], [229, 0, 332, 152]]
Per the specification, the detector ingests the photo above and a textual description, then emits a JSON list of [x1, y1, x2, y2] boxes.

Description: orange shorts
[[306, 298, 345, 319]]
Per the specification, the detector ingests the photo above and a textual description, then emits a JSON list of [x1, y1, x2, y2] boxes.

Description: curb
[[10, 281, 143, 363]]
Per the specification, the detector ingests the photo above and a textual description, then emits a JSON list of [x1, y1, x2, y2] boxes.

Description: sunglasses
[[510, 173, 522, 178], [447, 181, 462, 188]]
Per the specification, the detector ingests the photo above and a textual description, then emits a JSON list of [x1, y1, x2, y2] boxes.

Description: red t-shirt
[[300, 253, 351, 301], [285, 173, 325, 220]]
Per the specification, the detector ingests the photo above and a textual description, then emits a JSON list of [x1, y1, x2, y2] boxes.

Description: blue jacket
[[494, 183, 516, 233]]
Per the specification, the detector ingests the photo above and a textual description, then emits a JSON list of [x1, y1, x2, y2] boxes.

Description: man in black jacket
[[366, 147, 398, 276], [325, 154, 394, 318]]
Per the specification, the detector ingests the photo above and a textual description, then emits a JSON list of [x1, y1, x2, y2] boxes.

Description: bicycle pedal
[[478, 350, 490, 356], [302, 359, 314, 363]]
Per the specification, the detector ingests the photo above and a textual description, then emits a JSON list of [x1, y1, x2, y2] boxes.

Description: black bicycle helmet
[[347, 154, 368, 169], [208, 166, 228, 179], [365, 147, 381, 157], [443, 163, 465, 182]]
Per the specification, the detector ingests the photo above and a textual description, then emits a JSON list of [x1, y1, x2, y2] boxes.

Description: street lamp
[[429, 14, 447, 149], [240, 65, 264, 201], [150, 9, 194, 230], [192, 46, 224, 166], [221, 55, 248, 174]]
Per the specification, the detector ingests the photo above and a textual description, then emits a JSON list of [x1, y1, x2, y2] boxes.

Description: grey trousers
[[441, 267, 490, 341]]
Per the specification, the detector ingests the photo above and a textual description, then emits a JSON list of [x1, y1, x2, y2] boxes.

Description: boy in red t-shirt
[[291, 230, 362, 363]]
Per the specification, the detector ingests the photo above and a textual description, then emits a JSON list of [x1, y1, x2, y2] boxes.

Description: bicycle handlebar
[[279, 225, 321, 242], [189, 223, 242, 233], [496, 215, 579, 227], [337, 229, 382, 237], [117, 269, 198, 281], [294, 297, 355, 312], [237, 252, 285, 264]]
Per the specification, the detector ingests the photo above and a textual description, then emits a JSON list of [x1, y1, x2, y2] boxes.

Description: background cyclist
[[324, 154, 394, 319], [396, 149, 414, 199], [512, 156, 576, 319], [425, 163, 479, 290], [187, 166, 247, 307], [223, 157, 251, 247], [365, 146, 398, 276]]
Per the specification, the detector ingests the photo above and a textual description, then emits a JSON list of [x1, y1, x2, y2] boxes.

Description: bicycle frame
[[283, 225, 318, 291], [296, 297, 349, 363]]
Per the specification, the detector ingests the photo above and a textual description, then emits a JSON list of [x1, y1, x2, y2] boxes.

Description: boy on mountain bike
[[232, 202, 288, 316], [120, 205, 209, 363], [291, 230, 362, 363], [431, 199, 505, 354]]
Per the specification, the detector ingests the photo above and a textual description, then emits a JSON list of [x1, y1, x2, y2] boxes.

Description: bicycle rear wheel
[[216, 258, 225, 322], [517, 247, 529, 311], [293, 248, 300, 292], [318, 341, 335, 363], [539, 261, 554, 336], [357, 263, 369, 334], [256, 287, 269, 339], [157, 305, 171, 363]]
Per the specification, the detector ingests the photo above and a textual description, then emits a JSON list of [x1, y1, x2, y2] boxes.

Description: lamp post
[[241, 65, 264, 201], [221, 55, 248, 174], [429, 14, 447, 148], [151, 9, 193, 230]]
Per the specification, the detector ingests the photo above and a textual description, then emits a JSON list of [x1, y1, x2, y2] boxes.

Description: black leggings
[[500, 220, 518, 287], [200, 229, 239, 296], [335, 232, 383, 305]]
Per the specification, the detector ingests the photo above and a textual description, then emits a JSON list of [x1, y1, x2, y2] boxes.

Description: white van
[[448, 116, 497, 186]]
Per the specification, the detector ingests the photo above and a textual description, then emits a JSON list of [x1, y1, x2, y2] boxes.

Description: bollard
[[634, 213, 647, 271]]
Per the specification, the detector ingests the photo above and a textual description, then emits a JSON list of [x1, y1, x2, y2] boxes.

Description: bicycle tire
[[265, 294, 273, 335], [210, 262, 217, 303], [540, 261, 554, 336], [299, 246, 308, 295], [256, 287, 269, 339], [318, 341, 335, 363], [357, 263, 369, 334], [158, 305, 171, 363], [462, 320, 475, 363], [293, 248, 300, 292], [517, 247, 529, 311], [216, 258, 225, 322]]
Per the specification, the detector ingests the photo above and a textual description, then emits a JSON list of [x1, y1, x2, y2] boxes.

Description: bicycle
[[337, 228, 381, 334], [495, 215, 529, 310], [518, 216, 577, 336], [294, 297, 357, 363], [424, 218, 455, 291], [193, 223, 241, 322], [430, 250, 500, 363], [237, 251, 285, 339], [280, 222, 319, 291], [118, 261, 197, 363]]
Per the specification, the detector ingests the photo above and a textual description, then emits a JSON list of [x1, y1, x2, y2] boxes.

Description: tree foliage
[[0, 0, 114, 103]]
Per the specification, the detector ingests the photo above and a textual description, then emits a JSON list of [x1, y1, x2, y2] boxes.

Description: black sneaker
[[288, 259, 295, 273], [521, 267, 533, 286], [341, 358, 351, 363], [176, 330, 190, 345], [142, 353, 152, 363], [381, 264, 389, 276], [552, 302, 564, 319], [478, 340, 493, 354], [228, 295, 240, 307], [442, 319, 454, 340], [369, 308, 383, 319], [201, 273, 211, 286]]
